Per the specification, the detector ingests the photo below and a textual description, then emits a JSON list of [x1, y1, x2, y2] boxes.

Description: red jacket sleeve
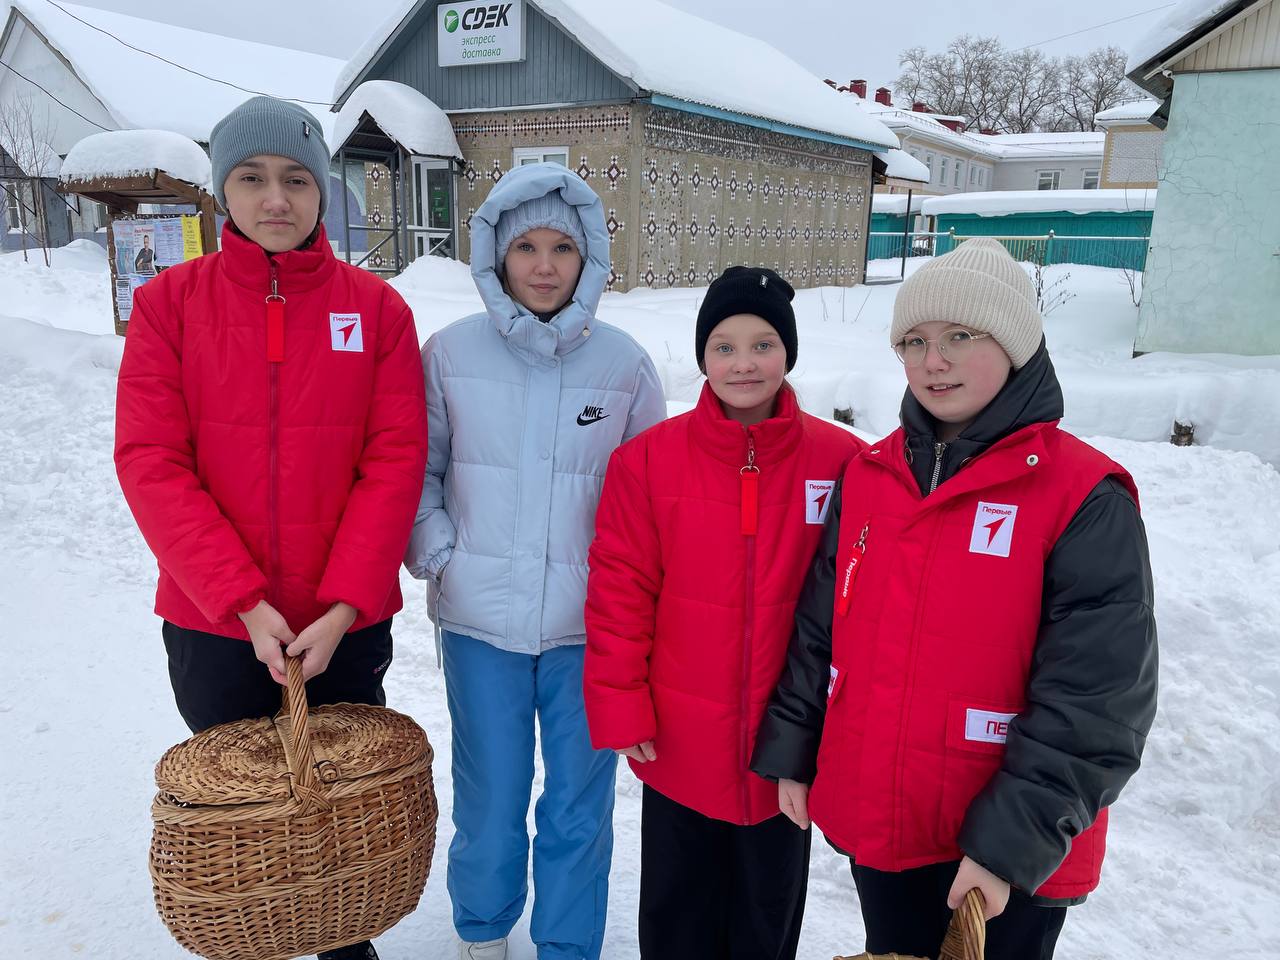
[[316, 294, 429, 620], [114, 287, 268, 624], [583, 441, 664, 750]]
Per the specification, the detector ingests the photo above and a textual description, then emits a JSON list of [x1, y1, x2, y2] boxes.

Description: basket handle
[[939, 887, 986, 960], [280, 655, 328, 810]]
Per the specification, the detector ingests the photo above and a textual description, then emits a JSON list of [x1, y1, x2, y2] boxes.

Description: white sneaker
[[459, 938, 507, 960]]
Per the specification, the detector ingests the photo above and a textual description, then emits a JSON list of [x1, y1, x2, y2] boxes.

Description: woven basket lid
[[155, 704, 430, 807]]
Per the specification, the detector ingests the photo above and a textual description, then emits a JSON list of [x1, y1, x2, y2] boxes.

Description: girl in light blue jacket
[[406, 163, 665, 960]]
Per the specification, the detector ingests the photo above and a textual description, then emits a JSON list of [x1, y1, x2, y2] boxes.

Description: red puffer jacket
[[115, 225, 428, 640], [584, 382, 862, 824]]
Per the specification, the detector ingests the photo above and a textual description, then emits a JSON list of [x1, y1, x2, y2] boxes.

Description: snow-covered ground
[[2, 245, 1278, 958]]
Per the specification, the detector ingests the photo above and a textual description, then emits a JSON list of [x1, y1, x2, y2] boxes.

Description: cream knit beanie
[[890, 237, 1042, 369]]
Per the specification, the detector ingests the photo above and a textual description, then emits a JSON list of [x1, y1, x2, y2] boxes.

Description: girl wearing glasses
[[751, 239, 1158, 960]]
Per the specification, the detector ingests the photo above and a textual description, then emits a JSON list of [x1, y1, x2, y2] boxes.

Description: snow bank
[[333, 0, 899, 150], [1128, 0, 1242, 72], [60, 129, 211, 189], [922, 189, 1158, 217], [331, 81, 461, 158], [875, 148, 930, 183]]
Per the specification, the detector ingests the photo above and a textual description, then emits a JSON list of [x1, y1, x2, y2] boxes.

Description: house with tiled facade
[[331, 0, 900, 291]]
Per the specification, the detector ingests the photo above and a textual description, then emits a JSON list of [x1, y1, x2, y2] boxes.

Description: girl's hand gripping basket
[[835, 887, 986, 960], [149, 657, 437, 960]]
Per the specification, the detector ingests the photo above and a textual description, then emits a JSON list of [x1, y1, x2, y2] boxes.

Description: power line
[[1013, 3, 1178, 52], [39, 0, 338, 109]]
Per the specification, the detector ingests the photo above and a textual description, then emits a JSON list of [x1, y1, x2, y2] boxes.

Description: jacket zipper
[[267, 264, 283, 602], [929, 441, 947, 494], [739, 430, 758, 824]]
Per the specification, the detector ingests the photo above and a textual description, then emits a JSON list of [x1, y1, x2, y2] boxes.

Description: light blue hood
[[469, 162, 610, 359]]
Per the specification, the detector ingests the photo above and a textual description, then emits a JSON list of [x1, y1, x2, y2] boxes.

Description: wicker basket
[[149, 657, 437, 960], [835, 887, 986, 960]]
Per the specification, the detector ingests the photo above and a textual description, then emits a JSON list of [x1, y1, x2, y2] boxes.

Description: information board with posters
[[109, 215, 204, 324], [438, 1, 525, 67]]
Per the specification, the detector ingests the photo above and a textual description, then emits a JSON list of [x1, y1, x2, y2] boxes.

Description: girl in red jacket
[[114, 98, 428, 960], [584, 266, 862, 960], [752, 239, 1158, 960]]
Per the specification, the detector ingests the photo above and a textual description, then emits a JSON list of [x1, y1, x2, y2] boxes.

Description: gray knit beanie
[[494, 192, 588, 267], [210, 96, 330, 220], [890, 237, 1042, 369]]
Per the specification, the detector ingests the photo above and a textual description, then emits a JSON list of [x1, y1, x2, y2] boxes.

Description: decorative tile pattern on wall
[[448, 103, 872, 294]]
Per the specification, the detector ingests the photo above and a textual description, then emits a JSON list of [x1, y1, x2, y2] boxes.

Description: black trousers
[[162, 618, 393, 734], [851, 859, 1068, 960], [639, 785, 811, 960]]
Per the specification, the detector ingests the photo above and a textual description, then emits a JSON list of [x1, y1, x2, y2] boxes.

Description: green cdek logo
[[444, 9, 460, 31]]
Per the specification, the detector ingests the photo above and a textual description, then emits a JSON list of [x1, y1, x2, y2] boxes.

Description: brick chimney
[[979, 127, 997, 136], [937, 118, 964, 132], [875, 87, 892, 106], [912, 101, 929, 113], [824, 78, 838, 89], [851, 79, 867, 98]]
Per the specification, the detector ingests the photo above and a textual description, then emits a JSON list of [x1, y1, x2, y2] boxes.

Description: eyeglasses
[[893, 328, 993, 367]]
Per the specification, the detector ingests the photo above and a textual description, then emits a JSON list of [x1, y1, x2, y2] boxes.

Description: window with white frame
[[925, 153, 934, 181], [940, 157, 949, 184], [979, 167, 986, 186], [5, 187, 21, 230], [970, 166, 978, 184], [1082, 169, 1101, 190], [954, 161, 963, 187], [513, 146, 569, 167], [1037, 170, 1062, 190]]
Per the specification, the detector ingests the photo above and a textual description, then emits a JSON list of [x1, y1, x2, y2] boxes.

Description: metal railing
[[869, 229, 1151, 273]]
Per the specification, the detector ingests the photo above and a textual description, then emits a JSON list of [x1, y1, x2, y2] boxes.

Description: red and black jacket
[[751, 343, 1158, 902]]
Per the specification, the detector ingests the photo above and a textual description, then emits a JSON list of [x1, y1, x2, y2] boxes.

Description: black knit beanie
[[695, 266, 798, 372]]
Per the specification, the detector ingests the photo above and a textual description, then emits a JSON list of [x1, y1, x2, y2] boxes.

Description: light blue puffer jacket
[[406, 163, 666, 654]]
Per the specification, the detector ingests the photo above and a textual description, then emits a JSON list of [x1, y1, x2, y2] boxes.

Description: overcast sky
[[54, 0, 1174, 95]]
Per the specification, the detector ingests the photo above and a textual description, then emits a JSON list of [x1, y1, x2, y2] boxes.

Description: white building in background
[[823, 81, 1108, 196]]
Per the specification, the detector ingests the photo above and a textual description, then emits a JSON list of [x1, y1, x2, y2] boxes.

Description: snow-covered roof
[[872, 193, 926, 215], [59, 129, 211, 188], [921, 188, 1157, 217], [6, 1, 344, 143], [1127, 0, 1252, 74], [334, 0, 899, 151], [981, 131, 1107, 160], [1094, 99, 1162, 126], [858, 99, 1107, 161], [875, 148, 929, 183], [331, 81, 462, 158]]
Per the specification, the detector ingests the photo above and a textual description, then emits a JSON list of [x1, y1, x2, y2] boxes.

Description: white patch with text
[[965, 708, 1017, 744], [806, 480, 836, 525], [330, 313, 363, 352], [968, 501, 1018, 557]]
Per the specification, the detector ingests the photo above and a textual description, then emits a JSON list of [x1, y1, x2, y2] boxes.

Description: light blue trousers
[[443, 630, 616, 960]]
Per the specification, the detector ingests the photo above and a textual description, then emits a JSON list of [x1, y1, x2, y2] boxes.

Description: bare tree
[[0, 96, 59, 265], [1059, 46, 1141, 131], [998, 49, 1062, 133], [895, 38, 1145, 134]]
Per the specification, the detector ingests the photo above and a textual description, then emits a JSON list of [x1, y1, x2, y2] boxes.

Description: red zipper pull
[[740, 433, 759, 536], [266, 268, 285, 363], [836, 523, 869, 617]]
